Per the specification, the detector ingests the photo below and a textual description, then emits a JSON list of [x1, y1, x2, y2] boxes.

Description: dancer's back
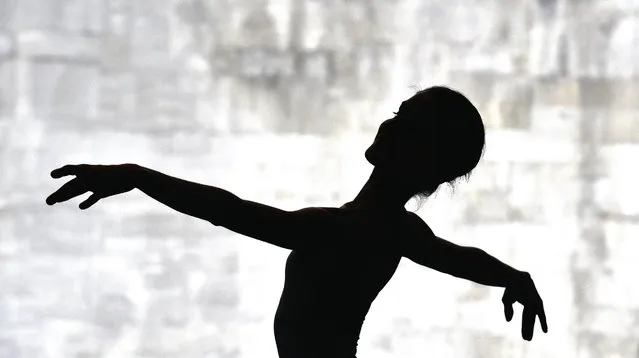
[[273, 204, 410, 358]]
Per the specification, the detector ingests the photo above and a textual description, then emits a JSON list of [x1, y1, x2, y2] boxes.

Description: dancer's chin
[[365, 147, 378, 166]]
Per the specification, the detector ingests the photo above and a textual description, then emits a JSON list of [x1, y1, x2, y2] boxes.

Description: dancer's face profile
[[365, 86, 485, 204], [365, 93, 434, 178]]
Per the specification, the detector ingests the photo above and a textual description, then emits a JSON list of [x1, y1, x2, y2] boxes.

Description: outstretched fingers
[[46, 177, 89, 205], [502, 277, 549, 341]]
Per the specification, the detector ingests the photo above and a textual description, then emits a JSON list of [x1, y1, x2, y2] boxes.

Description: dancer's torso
[[274, 204, 411, 358]]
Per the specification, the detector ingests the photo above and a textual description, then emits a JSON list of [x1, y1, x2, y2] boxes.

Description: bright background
[[0, 0, 638, 357]]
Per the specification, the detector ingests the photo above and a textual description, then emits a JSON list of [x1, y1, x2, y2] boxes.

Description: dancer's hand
[[502, 272, 548, 341], [46, 164, 138, 209]]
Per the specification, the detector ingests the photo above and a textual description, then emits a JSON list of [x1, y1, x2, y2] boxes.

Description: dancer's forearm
[[448, 247, 525, 287], [131, 164, 241, 224]]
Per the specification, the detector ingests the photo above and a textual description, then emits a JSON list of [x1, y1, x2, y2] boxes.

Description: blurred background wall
[[0, 0, 638, 357]]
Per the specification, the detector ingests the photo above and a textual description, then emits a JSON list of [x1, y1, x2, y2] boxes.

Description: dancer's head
[[365, 86, 486, 202]]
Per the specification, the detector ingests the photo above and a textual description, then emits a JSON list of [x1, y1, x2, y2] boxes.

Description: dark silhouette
[[47, 86, 548, 357]]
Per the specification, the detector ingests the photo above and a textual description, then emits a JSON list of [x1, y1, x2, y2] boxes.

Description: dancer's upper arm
[[209, 199, 336, 251], [400, 212, 470, 274]]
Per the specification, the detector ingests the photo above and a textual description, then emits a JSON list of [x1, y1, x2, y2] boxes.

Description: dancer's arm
[[400, 213, 525, 287], [133, 165, 334, 250], [401, 213, 548, 341], [47, 163, 336, 250]]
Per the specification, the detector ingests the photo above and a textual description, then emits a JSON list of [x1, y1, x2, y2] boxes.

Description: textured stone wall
[[0, 0, 637, 358]]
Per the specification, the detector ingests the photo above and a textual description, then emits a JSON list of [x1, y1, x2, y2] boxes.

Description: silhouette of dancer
[[47, 86, 548, 358]]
